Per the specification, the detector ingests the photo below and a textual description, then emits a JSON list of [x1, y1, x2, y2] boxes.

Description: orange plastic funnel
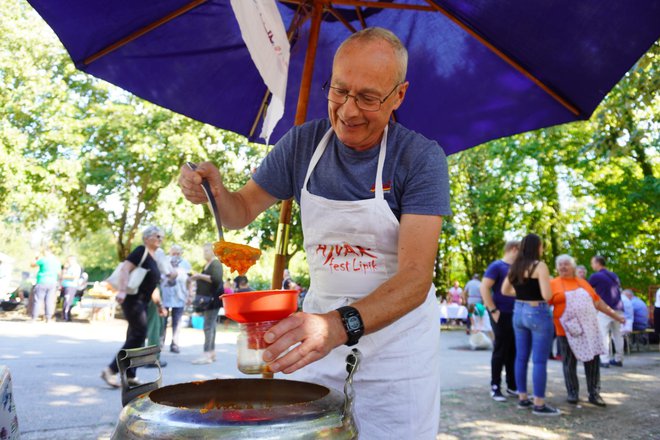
[[221, 290, 299, 323]]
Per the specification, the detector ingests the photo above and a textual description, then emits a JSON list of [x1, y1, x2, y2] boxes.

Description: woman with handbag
[[190, 243, 223, 365], [100, 226, 165, 388], [548, 254, 625, 407]]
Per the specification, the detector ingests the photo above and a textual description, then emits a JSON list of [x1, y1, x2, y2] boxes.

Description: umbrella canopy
[[26, 0, 660, 154]]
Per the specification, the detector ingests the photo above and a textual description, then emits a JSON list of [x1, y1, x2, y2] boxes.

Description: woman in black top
[[502, 233, 559, 416], [191, 243, 223, 365], [101, 226, 164, 388]]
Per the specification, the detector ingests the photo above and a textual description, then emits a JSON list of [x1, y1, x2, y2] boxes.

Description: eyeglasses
[[152, 235, 163, 240], [323, 81, 401, 112]]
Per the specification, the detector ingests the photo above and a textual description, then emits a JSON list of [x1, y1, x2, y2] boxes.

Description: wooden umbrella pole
[[272, 1, 323, 290], [265, 1, 323, 380]]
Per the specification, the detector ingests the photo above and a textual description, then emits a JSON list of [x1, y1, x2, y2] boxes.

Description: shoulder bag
[[106, 247, 150, 294]]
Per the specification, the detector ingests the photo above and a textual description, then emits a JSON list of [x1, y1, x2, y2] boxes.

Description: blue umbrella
[[26, 0, 660, 154], [25, 0, 660, 290]]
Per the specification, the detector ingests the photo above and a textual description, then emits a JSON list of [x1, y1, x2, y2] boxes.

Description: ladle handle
[[186, 162, 223, 241], [342, 348, 361, 420]]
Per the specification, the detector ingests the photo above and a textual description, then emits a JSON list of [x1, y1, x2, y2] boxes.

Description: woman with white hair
[[101, 225, 165, 388], [548, 254, 625, 407]]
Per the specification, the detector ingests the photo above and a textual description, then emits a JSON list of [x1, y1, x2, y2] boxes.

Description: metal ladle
[[186, 162, 223, 240]]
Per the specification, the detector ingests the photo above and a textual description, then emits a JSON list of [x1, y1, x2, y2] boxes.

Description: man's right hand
[[178, 161, 223, 204]]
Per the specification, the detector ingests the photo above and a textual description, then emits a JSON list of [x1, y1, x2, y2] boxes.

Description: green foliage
[[1, 2, 657, 298]]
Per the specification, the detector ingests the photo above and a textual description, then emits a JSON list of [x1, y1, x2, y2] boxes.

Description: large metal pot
[[111, 346, 361, 439]]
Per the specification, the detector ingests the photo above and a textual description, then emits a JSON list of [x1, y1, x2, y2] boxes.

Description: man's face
[[590, 257, 599, 271], [329, 40, 408, 151]]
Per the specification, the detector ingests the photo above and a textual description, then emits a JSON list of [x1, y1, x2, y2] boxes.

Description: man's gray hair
[[622, 289, 634, 298], [142, 225, 163, 243], [555, 254, 577, 269], [336, 27, 408, 82], [170, 244, 183, 254]]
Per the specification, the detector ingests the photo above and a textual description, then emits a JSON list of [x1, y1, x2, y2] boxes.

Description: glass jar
[[237, 320, 277, 374]]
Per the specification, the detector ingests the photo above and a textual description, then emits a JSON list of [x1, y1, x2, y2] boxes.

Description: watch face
[[346, 315, 361, 331]]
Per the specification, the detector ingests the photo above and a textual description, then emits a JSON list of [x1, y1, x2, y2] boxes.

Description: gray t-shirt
[[253, 119, 451, 219], [464, 279, 482, 304]]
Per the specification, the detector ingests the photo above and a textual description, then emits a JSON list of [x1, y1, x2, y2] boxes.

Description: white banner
[[231, 0, 289, 144]]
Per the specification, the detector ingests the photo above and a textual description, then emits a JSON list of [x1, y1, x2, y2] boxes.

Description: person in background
[[30, 248, 61, 323], [620, 289, 634, 335], [623, 289, 649, 331], [223, 279, 234, 295], [282, 269, 293, 290], [463, 274, 482, 334], [463, 274, 482, 306], [576, 265, 587, 280], [18, 271, 32, 303], [468, 303, 495, 342], [588, 255, 624, 368], [481, 240, 520, 402], [160, 245, 192, 354], [143, 246, 174, 368], [190, 243, 223, 365], [548, 254, 624, 407], [234, 275, 254, 293], [101, 226, 164, 388], [447, 281, 463, 305], [502, 233, 560, 416], [60, 255, 82, 322]]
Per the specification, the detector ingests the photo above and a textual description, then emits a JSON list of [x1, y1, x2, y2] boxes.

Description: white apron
[[290, 127, 441, 440]]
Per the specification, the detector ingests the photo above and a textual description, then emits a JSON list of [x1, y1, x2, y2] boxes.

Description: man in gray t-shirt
[[463, 274, 482, 305], [180, 27, 450, 438]]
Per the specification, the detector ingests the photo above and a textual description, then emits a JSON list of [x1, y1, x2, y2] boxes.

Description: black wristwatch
[[336, 306, 365, 347], [489, 307, 499, 314]]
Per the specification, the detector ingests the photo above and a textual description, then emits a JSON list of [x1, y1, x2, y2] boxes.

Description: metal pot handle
[[342, 348, 361, 418], [116, 345, 162, 406]]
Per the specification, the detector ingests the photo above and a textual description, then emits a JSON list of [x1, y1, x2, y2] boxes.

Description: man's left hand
[[262, 311, 347, 374]]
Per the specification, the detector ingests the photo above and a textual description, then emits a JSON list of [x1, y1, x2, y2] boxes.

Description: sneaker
[[517, 399, 533, 409], [600, 362, 610, 368], [100, 368, 120, 388], [609, 360, 623, 367], [506, 388, 518, 397], [127, 377, 141, 386], [588, 394, 607, 407], [567, 395, 579, 405], [532, 404, 561, 416], [170, 344, 180, 354], [490, 386, 507, 402]]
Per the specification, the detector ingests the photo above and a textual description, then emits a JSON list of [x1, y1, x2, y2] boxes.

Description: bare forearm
[[481, 280, 496, 310], [596, 300, 621, 321], [118, 265, 131, 292]]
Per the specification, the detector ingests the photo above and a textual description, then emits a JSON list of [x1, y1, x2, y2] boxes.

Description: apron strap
[[302, 125, 389, 200]]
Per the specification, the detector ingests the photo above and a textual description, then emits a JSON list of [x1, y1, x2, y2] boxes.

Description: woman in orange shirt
[[549, 255, 625, 407]]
